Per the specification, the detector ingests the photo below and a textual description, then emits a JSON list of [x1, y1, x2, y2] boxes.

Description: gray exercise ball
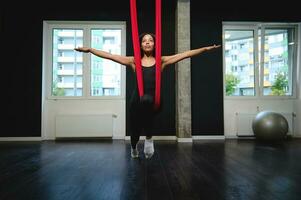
[[252, 111, 288, 140]]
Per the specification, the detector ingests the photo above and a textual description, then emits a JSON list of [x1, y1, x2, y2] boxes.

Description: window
[[224, 29, 255, 96], [52, 29, 83, 97], [44, 21, 126, 99], [223, 23, 298, 98], [90, 29, 122, 96]]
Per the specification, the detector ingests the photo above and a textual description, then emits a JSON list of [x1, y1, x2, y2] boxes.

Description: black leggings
[[129, 101, 156, 149]]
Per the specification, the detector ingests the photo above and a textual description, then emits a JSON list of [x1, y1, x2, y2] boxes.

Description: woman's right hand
[[74, 47, 91, 53]]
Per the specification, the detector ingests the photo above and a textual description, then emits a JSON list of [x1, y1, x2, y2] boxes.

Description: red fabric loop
[[130, 0, 161, 110]]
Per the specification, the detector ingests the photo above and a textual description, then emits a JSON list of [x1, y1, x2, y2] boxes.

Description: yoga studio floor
[[1, 139, 300, 200]]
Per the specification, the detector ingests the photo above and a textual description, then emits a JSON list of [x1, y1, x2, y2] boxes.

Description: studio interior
[[2, 0, 301, 199]]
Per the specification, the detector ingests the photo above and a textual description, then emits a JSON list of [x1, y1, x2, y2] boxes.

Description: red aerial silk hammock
[[130, 0, 161, 110]]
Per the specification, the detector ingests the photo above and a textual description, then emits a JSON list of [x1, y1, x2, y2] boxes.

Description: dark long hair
[[139, 32, 156, 57]]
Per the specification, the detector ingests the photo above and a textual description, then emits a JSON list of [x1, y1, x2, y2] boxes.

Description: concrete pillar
[[175, 0, 192, 142]]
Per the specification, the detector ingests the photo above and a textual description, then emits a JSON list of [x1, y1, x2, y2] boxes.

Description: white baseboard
[[177, 138, 193, 142], [226, 134, 301, 139], [192, 135, 225, 140], [113, 135, 126, 140], [0, 137, 42, 141], [226, 136, 256, 139], [225, 135, 245, 139], [42, 137, 55, 140]]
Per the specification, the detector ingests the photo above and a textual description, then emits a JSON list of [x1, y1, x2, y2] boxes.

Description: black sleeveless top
[[130, 64, 156, 104]]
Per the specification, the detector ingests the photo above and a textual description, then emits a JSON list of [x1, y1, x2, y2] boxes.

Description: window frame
[[43, 20, 126, 100], [223, 22, 298, 100]]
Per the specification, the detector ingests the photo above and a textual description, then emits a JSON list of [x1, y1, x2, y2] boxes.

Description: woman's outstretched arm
[[161, 44, 221, 70], [74, 47, 134, 68]]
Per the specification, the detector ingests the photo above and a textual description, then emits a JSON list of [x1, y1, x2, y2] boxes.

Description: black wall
[[2, 0, 300, 137], [190, 17, 223, 135]]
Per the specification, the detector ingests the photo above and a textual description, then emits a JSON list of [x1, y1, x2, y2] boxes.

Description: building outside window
[[223, 23, 298, 98], [46, 22, 125, 98]]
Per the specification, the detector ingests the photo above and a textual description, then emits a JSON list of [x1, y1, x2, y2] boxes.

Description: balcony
[[58, 44, 75, 50], [57, 82, 83, 88], [57, 69, 83, 75], [264, 81, 271, 86], [58, 31, 83, 37], [57, 57, 83, 63], [264, 68, 269, 74]]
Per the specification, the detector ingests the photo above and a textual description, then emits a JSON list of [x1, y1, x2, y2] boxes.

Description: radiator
[[55, 114, 113, 138], [236, 112, 294, 137]]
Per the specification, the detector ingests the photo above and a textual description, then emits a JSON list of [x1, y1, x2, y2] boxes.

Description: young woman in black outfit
[[75, 33, 220, 159]]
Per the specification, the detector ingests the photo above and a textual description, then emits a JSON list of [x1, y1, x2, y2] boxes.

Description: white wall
[[42, 100, 125, 140], [224, 99, 295, 137]]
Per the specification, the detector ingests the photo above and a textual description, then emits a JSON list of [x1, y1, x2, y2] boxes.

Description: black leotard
[[130, 64, 156, 105]]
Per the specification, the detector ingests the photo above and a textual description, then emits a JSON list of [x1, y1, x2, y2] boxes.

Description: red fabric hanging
[[154, 0, 161, 109], [130, 0, 162, 110], [130, 0, 144, 97]]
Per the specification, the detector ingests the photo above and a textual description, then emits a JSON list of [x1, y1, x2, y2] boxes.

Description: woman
[[75, 33, 220, 159]]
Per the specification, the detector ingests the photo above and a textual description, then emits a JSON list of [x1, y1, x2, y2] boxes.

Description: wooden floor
[[0, 139, 301, 200]]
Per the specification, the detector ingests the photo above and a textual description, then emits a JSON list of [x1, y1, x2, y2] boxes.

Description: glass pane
[[52, 29, 83, 96], [224, 30, 255, 96], [262, 28, 295, 96], [91, 29, 122, 96]]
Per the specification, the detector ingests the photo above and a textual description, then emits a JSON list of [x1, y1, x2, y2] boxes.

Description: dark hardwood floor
[[0, 139, 300, 200]]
